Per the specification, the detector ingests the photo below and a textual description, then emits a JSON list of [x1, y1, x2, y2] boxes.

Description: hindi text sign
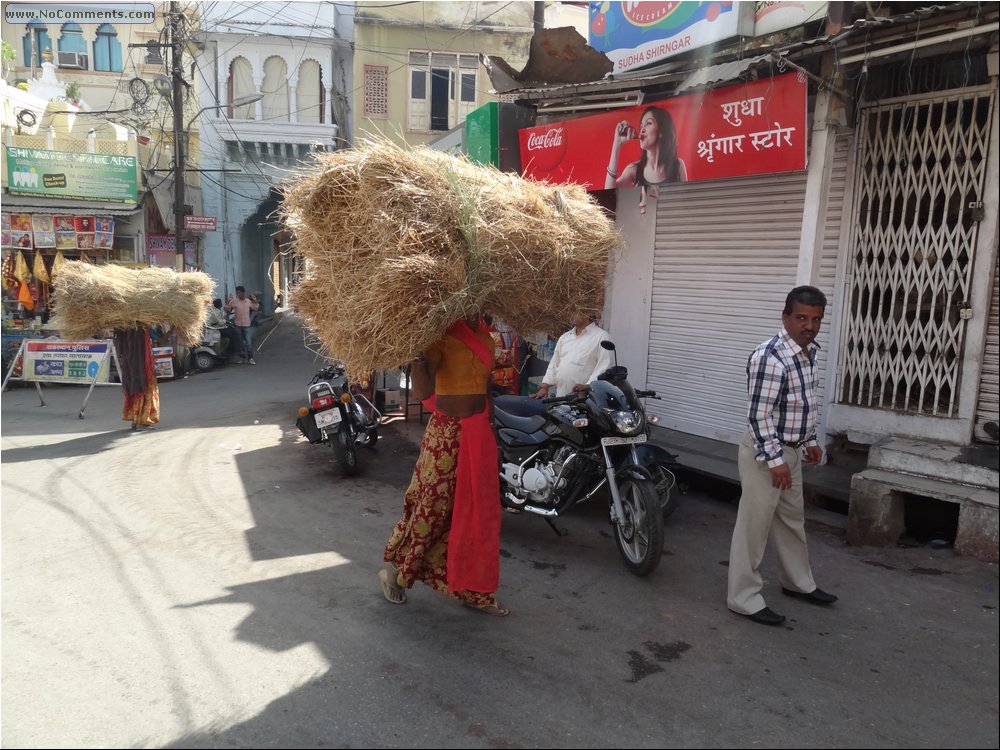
[[23, 340, 112, 384]]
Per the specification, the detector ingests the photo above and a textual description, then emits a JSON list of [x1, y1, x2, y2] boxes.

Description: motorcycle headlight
[[609, 409, 644, 435]]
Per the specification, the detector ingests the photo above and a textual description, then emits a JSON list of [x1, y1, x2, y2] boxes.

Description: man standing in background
[[225, 286, 260, 365]]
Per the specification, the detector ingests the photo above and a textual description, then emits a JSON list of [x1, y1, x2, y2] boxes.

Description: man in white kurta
[[534, 313, 613, 398]]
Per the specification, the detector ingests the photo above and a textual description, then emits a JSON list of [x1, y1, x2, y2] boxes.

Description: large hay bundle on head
[[281, 138, 619, 376], [50, 261, 213, 344]]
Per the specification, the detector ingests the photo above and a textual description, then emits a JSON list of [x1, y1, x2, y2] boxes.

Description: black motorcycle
[[493, 341, 675, 576], [295, 364, 381, 477]]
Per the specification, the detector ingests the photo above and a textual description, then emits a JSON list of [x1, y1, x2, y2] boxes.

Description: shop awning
[[148, 179, 175, 232], [2, 194, 142, 216], [670, 54, 774, 95]]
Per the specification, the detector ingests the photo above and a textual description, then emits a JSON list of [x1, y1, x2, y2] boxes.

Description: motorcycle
[[295, 364, 381, 477], [493, 341, 677, 576]]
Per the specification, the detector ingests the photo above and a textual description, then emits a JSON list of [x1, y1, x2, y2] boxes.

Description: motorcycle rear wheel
[[612, 476, 663, 576], [330, 428, 359, 477]]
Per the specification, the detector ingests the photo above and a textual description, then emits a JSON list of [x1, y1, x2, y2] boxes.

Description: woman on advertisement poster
[[605, 105, 687, 216]]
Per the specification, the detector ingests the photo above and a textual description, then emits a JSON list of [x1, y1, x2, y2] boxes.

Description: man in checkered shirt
[[727, 286, 838, 627]]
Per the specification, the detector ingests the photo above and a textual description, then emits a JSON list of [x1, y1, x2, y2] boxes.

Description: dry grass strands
[[281, 138, 619, 376], [50, 261, 213, 344]]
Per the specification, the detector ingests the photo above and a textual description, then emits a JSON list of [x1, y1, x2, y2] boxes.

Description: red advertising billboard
[[520, 73, 808, 206]]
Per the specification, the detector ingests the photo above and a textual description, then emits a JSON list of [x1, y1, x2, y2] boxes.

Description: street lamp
[[173, 93, 262, 271]]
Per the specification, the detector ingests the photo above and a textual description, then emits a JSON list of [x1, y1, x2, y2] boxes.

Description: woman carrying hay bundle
[[379, 313, 508, 616], [114, 326, 159, 431], [48, 261, 213, 431]]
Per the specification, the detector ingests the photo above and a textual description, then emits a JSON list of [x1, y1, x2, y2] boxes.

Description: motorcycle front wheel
[[330, 428, 359, 477], [612, 476, 663, 576]]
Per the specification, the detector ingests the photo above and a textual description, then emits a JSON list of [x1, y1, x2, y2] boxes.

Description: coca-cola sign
[[519, 73, 807, 194], [522, 127, 567, 172]]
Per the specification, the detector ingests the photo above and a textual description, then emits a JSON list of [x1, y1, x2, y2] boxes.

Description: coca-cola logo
[[525, 128, 564, 151], [523, 127, 567, 173]]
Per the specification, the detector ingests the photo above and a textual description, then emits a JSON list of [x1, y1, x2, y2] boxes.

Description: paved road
[[2, 316, 997, 748]]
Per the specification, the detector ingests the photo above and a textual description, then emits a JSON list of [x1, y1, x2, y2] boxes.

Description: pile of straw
[[50, 261, 213, 344], [281, 138, 619, 376]]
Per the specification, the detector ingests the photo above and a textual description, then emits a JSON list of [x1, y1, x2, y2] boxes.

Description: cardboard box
[[376, 388, 402, 412]]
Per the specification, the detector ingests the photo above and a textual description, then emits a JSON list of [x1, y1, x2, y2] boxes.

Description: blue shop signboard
[[589, 1, 753, 73]]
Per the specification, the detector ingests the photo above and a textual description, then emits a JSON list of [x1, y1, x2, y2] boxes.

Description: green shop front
[[2, 145, 142, 375]]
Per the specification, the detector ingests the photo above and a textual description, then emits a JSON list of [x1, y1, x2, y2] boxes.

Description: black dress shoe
[[743, 606, 786, 626], [782, 587, 838, 605]]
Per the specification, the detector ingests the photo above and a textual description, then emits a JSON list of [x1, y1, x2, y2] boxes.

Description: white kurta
[[542, 323, 613, 396]]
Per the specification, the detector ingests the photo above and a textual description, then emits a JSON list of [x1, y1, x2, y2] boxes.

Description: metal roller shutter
[[974, 251, 999, 443], [646, 171, 808, 443], [815, 133, 853, 415]]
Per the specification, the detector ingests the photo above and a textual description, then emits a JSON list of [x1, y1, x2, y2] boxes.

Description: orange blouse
[[426, 329, 494, 395]]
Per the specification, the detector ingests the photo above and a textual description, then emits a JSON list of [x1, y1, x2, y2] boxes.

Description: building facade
[[2, 2, 208, 271], [353, 1, 540, 149], [191, 1, 351, 309], [498, 2, 999, 558]]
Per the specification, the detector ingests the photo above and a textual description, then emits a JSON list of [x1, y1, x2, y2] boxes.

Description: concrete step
[[854, 468, 998, 510], [869, 438, 999, 489]]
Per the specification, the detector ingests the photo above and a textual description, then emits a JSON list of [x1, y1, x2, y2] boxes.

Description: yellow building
[[353, 1, 554, 148]]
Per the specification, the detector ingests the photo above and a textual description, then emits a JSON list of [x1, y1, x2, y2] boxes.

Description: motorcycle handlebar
[[308, 365, 345, 385], [635, 389, 661, 399]]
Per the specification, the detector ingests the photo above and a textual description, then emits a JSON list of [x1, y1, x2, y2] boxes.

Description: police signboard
[[23, 340, 112, 383]]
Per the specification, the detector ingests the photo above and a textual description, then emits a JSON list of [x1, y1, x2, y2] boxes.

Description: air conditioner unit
[[57, 51, 88, 70]]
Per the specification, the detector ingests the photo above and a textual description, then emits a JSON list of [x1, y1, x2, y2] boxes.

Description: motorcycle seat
[[494, 396, 547, 434], [494, 395, 545, 417]]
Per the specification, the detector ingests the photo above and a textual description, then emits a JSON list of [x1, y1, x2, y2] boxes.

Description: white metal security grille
[[838, 87, 996, 417]]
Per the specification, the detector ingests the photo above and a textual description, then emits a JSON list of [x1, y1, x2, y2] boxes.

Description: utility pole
[[171, 1, 186, 272], [533, 1, 545, 31]]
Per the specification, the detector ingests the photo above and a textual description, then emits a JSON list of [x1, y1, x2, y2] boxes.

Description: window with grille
[[858, 53, 989, 102], [407, 50, 479, 132], [364, 65, 389, 119]]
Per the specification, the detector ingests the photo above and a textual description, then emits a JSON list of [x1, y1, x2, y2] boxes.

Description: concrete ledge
[[848, 468, 999, 562], [870, 439, 1000, 489]]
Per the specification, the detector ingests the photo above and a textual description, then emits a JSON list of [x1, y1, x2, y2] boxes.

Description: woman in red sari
[[379, 314, 507, 615], [114, 326, 160, 430]]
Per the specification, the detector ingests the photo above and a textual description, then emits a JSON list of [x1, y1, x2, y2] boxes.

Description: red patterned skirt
[[384, 412, 499, 608], [115, 327, 160, 427]]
